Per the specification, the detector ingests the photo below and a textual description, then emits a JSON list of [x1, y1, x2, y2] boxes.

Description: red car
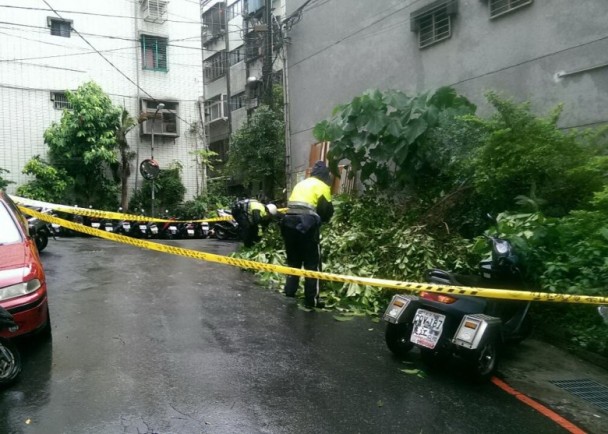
[[0, 191, 51, 339]]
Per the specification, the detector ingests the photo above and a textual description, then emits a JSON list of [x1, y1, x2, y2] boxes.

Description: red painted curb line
[[491, 376, 587, 434]]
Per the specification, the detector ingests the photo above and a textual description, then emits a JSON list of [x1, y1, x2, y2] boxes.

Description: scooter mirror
[[599, 306, 608, 325]]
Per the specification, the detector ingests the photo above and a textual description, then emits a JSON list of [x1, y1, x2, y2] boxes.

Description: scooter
[[383, 220, 532, 380], [212, 209, 239, 240], [0, 307, 21, 387]]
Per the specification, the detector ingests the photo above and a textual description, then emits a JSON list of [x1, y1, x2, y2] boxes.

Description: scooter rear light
[[420, 291, 457, 304]]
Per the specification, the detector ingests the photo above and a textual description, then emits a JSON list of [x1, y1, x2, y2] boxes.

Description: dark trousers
[[281, 223, 322, 306]]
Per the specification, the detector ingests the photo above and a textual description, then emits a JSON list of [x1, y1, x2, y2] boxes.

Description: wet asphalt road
[[0, 237, 568, 433]]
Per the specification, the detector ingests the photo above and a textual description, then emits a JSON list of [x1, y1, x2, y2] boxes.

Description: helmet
[[266, 204, 278, 216]]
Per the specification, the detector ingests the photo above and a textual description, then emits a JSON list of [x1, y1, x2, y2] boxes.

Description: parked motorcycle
[[127, 210, 150, 238], [0, 307, 22, 387], [112, 207, 132, 235], [26, 207, 53, 252], [158, 210, 180, 239], [212, 209, 239, 240], [383, 218, 532, 380]]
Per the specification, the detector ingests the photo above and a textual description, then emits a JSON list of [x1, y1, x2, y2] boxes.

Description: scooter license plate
[[92, 222, 101, 228], [139, 225, 147, 231], [187, 229, 194, 235], [105, 227, 113, 232], [410, 309, 446, 350]]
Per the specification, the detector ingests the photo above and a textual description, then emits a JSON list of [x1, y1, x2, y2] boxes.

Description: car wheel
[[0, 339, 21, 387], [385, 323, 414, 358]]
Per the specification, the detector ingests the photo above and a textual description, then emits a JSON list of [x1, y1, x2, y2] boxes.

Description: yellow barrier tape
[[11, 195, 232, 223], [20, 207, 608, 306]]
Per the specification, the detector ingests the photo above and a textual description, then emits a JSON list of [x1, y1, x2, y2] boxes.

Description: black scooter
[[0, 307, 21, 387], [383, 221, 532, 380], [212, 209, 239, 240]]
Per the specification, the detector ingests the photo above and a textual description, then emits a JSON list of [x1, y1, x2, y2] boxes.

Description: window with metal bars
[[48, 18, 71, 37], [202, 3, 226, 45], [230, 93, 246, 111], [410, 0, 458, 49], [204, 51, 228, 81], [229, 45, 245, 65], [488, 0, 533, 19], [141, 35, 168, 71], [227, 0, 243, 21], [50, 92, 72, 110], [141, 100, 179, 136]]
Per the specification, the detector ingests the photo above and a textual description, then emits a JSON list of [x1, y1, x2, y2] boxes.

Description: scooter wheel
[[385, 323, 414, 358], [215, 228, 228, 240], [36, 232, 48, 252], [0, 339, 22, 387], [469, 338, 499, 381]]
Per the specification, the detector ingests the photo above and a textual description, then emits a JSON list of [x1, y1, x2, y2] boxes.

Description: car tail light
[[0, 278, 41, 301], [420, 291, 457, 304]]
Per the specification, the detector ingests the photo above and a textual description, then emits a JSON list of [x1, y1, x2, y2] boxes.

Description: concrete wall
[[0, 0, 204, 201], [285, 0, 608, 180]]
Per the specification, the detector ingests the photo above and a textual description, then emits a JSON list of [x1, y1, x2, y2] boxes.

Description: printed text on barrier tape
[[12, 195, 233, 223], [20, 206, 608, 306]]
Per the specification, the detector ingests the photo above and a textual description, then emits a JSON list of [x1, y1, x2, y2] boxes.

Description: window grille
[[141, 100, 179, 136], [227, 0, 243, 21], [140, 0, 168, 24], [48, 18, 71, 37], [489, 0, 532, 19], [204, 51, 228, 81], [246, 0, 264, 16], [229, 45, 245, 65], [50, 92, 72, 110], [410, 1, 458, 49], [202, 3, 226, 45], [141, 35, 168, 71], [205, 95, 228, 123], [230, 93, 246, 111]]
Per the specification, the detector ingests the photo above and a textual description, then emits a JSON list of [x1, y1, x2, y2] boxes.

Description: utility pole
[[262, 0, 273, 106]]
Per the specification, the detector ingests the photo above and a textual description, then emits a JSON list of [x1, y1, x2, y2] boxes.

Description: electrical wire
[[40, 0, 198, 129], [0, 4, 202, 25]]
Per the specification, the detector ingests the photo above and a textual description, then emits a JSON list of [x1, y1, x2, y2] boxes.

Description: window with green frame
[[141, 35, 168, 71]]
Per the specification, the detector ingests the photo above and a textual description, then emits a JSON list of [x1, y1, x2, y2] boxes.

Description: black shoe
[[304, 299, 325, 309], [284, 291, 296, 298]]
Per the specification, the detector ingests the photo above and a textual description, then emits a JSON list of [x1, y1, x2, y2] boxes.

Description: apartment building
[[283, 0, 608, 185], [200, 0, 284, 183], [0, 0, 204, 201]]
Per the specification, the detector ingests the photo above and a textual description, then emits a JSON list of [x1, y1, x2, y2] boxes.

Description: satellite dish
[[140, 159, 160, 180]]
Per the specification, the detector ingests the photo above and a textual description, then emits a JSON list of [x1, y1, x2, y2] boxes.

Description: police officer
[[232, 198, 277, 247], [281, 160, 334, 308]]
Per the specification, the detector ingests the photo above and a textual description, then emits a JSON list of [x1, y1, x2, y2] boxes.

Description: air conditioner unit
[[140, 0, 168, 24]]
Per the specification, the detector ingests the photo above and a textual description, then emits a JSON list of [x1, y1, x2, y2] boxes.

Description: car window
[[0, 202, 23, 244]]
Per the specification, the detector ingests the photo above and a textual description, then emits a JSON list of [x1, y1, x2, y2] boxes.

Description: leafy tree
[[226, 105, 285, 200], [313, 87, 476, 192], [129, 161, 186, 213], [15, 156, 71, 202], [43, 81, 122, 208], [0, 168, 13, 190], [467, 92, 608, 216]]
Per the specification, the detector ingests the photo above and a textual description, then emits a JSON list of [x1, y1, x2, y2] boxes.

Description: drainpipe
[[133, 0, 142, 194]]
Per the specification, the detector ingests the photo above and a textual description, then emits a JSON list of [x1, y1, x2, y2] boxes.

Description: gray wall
[[285, 0, 608, 181]]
